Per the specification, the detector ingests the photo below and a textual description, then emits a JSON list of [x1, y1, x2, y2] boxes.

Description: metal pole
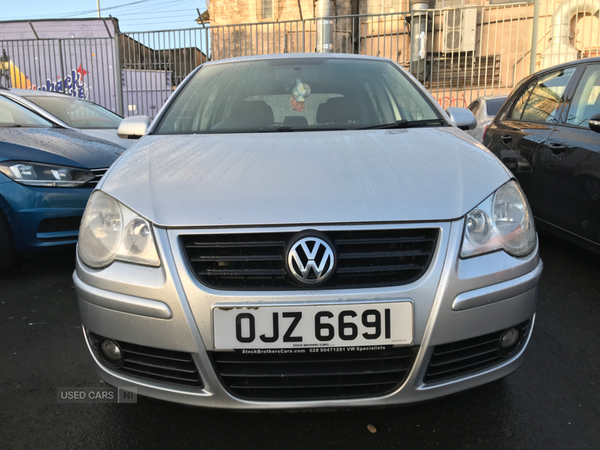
[[113, 32, 124, 116], [316, 0, 333, 52], [529, 0, 540, 74], [97, 0, 101, 18], [58, 39, 65, 93], [409, 0, 429, 82], [196, 8, 206, 28]]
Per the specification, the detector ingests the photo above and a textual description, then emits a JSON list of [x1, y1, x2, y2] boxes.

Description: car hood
[[0, 127, 123, 169], [101, 127, 511, 227], [79, 129, 132, 149]]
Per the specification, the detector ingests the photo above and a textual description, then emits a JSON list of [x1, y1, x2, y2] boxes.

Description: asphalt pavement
[[1, 232, 599, 450]]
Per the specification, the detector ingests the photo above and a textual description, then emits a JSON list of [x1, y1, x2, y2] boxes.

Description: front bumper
[[75, 220, 541, 409], [0, 181, 92, 252]]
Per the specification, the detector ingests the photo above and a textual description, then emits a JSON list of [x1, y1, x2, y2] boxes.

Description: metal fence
[[115, 5, 531, 114], [0, 38, 121, 113], [1, 1, 599, 118], [118, 30, 210, 116]]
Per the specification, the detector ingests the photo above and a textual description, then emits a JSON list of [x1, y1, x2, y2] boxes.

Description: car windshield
[[485, 98, 506, 116], [23, 96, 122, 129], [156, 58, 443, 134], [0, 96, 53, 128]]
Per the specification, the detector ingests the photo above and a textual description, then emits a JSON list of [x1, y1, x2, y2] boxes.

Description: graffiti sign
[[1, 38, 120, 113], [1, 57, 89, 99], [434, 93, 468, 109], [32, 64, 89, 99]]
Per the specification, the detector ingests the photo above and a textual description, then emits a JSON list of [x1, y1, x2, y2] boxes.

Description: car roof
[[5, 88, 86, 99], [520, 57, 600, 83], [203, 52, 391, 67], [545, 56, 600, 71], [472, 95, 508, 102]]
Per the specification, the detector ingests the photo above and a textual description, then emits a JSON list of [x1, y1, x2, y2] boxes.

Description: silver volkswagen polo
[[74, 54, 542, 409]]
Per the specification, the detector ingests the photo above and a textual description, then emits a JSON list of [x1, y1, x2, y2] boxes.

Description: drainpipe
[[529, 0, 540, 74], [316, 0, 334, 53], [410, 0, 430, 82], [540, 0, 600, 69]]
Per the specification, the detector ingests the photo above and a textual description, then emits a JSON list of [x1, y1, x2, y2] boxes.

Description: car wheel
[[0, 210, 17, 271]]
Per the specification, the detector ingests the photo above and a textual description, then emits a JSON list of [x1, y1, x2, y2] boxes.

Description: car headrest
[[316, 97, 361, 124], [232, 101, 274, 126], [282, 116, 309, 128]]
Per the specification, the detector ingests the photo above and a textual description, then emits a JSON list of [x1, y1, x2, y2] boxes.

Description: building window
[[366, 0, 404, 15], [262, 0, 274, 19], [489, 0, 533, 4], [435, 0, 462, 7]]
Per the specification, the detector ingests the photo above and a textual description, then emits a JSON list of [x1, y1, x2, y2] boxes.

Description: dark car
[[484, 57, 600, 253], [0, 95, 123, 270]]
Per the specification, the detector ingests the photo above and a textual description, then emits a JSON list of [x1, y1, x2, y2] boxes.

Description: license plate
[[213, 302, 413, 350]]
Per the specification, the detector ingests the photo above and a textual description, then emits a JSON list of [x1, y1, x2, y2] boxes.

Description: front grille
[[424, 320, 532, 383], [181, 228, 438, 290], [87, 168, 108, 186], [87, 332, 203, 388], [211, 346, 418, 401], [37, 216, 81, 234]]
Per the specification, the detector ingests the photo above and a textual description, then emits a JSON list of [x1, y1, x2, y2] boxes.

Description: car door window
[[468, 101, 480, 115], [519, 68, 576, 123], [0, 96, 53, 127], [565, 64, 600, 128], [509, 79, 537, 120], [484, 98, 506, 117]]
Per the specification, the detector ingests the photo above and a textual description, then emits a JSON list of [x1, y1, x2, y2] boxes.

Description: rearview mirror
[[589, 114, 600, 133], [446, 107, 478, 131], [117, 116, 151, 139]]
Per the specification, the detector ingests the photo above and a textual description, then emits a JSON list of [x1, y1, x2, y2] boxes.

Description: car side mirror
[[117, 116, 151, 139], [589, 114, 600, 133], [446, 107, 478, 131]]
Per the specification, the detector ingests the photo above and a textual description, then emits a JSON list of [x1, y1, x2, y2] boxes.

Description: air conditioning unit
[[443, 7, 477, 53]]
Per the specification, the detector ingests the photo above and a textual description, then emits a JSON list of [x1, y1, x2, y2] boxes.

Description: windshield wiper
[[2, 124, 45, 128], [257, 126, 347, 133], [358, 119, 446, 130]]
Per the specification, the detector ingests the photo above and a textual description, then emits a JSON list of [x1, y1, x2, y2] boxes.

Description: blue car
[[0, 95, 123, 270]]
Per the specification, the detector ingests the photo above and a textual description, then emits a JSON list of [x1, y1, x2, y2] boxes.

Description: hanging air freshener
[[290, 79, 311, 113]]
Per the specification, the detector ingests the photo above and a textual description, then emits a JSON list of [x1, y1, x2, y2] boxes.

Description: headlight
[[0, 161, 94, 187], [78, 191, 160, 269], [461, 180, 536, 258]]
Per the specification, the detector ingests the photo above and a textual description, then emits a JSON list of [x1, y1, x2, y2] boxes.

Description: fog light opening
[[499, 327, 520, 353], [101, 339, 123, 363]]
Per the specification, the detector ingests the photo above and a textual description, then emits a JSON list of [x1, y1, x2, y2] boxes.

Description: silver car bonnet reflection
[[100, 126, 510, 227]]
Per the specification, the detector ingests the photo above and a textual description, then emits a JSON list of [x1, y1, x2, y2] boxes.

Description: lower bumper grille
[[424, 320, 532, 383], [87, 332, 203, 388], [38, 216, 82, 233], [210, 346, 418, 401], [37, 216, 82, 242]]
